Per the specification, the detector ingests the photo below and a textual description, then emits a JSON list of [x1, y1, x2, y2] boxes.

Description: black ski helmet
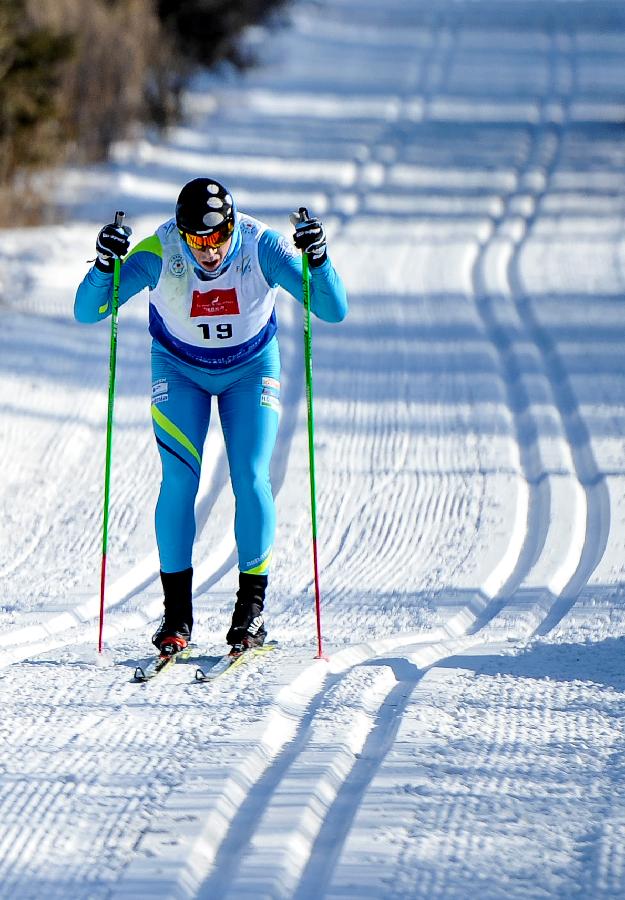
[[175, 177, 235, 235]]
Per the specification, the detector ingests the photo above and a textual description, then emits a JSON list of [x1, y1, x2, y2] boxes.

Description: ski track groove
[[194, 666, 363, 900], [227, 668, 415, 900], [502, 106, 610, 631], [290, 660, 431, 900], [2, 1, 625, 897], [466, 66, 610, 640]]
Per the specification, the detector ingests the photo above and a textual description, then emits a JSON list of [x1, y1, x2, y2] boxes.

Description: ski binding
[[134, 643, 195, 682], [195, 641, 277, 683]]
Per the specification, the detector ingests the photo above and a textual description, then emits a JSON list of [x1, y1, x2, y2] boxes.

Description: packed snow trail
[[1, 0, 625, 897]]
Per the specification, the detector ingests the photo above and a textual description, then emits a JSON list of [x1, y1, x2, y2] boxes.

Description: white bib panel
[[149, 215, 278, 361]]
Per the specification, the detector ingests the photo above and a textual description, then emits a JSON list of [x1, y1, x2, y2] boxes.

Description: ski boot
[[226, 573, 267, 652], [152, 567, 194, 656]]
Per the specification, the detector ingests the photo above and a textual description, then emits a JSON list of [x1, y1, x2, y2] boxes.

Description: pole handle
[[114, 210, 125, 227], [290, 207, 311, 228]]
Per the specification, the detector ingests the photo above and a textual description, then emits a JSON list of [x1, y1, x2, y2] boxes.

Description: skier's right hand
[[95, 222, 132, 272]]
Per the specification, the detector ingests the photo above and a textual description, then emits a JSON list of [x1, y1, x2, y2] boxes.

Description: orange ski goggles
[[179, 219, 234, 250]]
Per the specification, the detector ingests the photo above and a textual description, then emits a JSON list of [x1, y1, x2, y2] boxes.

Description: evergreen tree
[[0, 0, 73, 185]]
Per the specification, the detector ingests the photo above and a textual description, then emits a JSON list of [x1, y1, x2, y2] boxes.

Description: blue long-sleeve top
[[75, 227, 348, 327]]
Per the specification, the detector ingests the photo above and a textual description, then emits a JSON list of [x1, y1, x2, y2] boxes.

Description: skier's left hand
[[291, 213, 327, 268]]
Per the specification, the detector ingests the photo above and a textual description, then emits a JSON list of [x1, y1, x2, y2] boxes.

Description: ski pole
[[99, 210, 125, 653], [296, 207, 326, 660]]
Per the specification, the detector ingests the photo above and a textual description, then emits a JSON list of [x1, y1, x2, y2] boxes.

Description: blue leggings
[[151, 338, 280, 574]]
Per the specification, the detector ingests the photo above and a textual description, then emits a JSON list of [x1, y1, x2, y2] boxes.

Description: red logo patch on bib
[[191, 288, 240, 317]]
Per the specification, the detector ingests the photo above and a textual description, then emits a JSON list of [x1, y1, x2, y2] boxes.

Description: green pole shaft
[[302, 251, 325, 659], [98, 211, 124, 652]]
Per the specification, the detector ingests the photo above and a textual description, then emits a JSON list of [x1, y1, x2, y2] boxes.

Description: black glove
[[95, 222, 132, 272], [291, 209, 327, 268]]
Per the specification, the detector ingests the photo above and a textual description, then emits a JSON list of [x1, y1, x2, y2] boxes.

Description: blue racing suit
[[75, 213, 347, 576]]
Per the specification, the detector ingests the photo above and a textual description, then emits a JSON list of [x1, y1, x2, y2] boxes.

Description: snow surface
[[1, 0, 625, 897]]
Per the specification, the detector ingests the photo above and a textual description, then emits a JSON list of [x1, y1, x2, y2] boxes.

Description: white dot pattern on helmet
[[201, 188, 234, 229], [203, 211, 225, 227]]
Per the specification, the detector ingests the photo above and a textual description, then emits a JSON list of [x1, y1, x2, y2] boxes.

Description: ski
[[134, 644, 196, 682], [195, 641, 278, 683]]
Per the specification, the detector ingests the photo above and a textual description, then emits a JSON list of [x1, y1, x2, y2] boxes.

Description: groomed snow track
[[1, 1, 625, 897]]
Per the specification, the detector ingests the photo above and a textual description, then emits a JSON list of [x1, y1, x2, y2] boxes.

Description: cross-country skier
[[75, 178, 347, 656]]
